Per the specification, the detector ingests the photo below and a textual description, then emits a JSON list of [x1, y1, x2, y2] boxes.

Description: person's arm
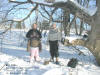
[[57, 28, 62, 41], [47, 31, 50, 42], [39, 31, 42, 39], [37, 30, 42, 39], [26, 29, 32, 38]]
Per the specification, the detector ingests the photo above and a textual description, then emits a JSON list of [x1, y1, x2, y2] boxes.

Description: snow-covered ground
[[0, 29, 100, 75]]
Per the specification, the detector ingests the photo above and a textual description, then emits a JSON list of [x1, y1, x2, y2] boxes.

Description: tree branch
[[1, 4, 38, 25], [4, 4, 25, 19], [40, 6, 50, 17], [8, 0, 28, 4], [39, 11, 49, 20], [22, 4, 38, 21], [51, 7, 58, 15]]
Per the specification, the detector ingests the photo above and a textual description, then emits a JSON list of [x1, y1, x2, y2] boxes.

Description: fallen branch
[[72, 46, 86, 56]]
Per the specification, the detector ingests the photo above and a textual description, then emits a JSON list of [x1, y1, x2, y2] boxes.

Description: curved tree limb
[[1, 4, 38, 23], [4, 4, 26, 19]]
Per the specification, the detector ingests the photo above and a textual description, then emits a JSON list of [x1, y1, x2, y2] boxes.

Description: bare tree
[[1, 0, 100, 66], [85, 0, 100, 66]]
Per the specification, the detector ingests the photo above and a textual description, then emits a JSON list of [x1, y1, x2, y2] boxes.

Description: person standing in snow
[[26, 23, 42, 62], [47, 23, 61, 64]]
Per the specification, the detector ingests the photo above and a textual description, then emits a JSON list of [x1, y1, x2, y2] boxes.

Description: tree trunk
[[68, 15, 76, 35], [62, 9, 70, 36], [75, 19, 78, 35], [86, 0, 100, 66], [79, 19, 83, 35]]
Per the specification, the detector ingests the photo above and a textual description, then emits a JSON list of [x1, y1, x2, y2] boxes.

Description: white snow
[[65, 35, 83, 43], [43, 68, 63, 75], [0, 29, 100, 75], [33, 0, 68, 3], [32, 0, 97, 16], [70, 0, 97, 16]]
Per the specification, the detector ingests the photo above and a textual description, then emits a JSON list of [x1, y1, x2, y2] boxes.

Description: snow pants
[[30, 47, 39, 61], [49, 40, 59, 58]]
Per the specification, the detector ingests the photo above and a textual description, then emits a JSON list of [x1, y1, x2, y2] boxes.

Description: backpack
[[67, 58, 78, 68]]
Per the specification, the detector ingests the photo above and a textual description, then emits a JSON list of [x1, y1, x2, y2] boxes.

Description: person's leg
[[50, 51, 54, 62], [49, 41, 54, 62], [56, 57, 59, 62], [50, 49, 54, 61], [54, 41, 59, 64], [30, 48, 35, 63], [34, 47, 40, 61]]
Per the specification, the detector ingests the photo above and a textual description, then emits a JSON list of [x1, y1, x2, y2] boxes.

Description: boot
[[50, 57, 54, 62], [55, 57, 59, 64]]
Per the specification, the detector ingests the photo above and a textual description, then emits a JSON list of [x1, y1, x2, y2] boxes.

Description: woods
[[0, 0, 100, 65]]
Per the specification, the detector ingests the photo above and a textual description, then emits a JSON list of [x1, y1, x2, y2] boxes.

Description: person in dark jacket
[[47, 23, 61, 64], [26, 23, 42, 62]]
